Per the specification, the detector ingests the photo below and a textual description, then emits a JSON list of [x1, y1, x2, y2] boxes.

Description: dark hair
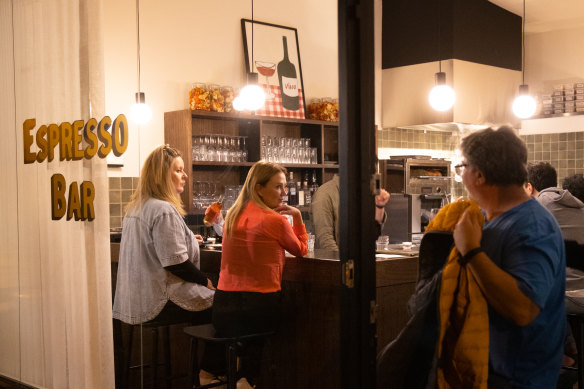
[[527, 162, 558, 192], [459, 126, 527, 186], [562, 174, 584, 203]]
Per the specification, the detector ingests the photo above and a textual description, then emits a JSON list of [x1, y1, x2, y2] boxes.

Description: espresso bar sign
[[22, 114, 128, 221]]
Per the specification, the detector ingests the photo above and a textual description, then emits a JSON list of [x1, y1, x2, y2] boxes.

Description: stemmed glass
[[255, 61, 276, 100]]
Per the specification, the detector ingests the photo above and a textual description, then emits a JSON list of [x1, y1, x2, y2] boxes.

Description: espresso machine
[[379, 156, 451, 243]]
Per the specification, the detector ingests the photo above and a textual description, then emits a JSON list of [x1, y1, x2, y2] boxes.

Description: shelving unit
[[164, 109, 339, 214]]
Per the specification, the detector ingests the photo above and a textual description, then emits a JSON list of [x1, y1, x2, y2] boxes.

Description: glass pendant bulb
[[238, 72, 265, 111], [130, 92, 152, 125], [512, 84, 536, 119], [429, 72, 455, 111], [233, 95, 245, 111]]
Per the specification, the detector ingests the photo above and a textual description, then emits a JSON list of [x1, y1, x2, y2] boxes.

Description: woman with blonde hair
[[113, 145, 214, 326], [212, 160, 308, 387]]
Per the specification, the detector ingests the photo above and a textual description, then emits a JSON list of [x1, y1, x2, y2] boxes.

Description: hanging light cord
[[136, 0, 141, 95], [521, 0, 525, 85], [438, 0, 442, 73], [251, 0, 254, 68]]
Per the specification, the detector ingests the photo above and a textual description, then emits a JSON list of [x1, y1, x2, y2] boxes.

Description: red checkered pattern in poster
[[256, 84, 305, 119]]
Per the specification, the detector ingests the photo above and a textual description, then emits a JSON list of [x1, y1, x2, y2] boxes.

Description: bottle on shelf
[[297, 181, 304, 206], [287, 172, 298, 206], [310, 170, 319, 198], [277, 36, 300, 111], [303, 179, 311, 205]]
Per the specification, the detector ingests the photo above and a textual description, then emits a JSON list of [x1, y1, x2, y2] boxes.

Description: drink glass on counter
[[376, 235, 389, 251], [204, 196, 223, 226], [307, 233, 315, 252]]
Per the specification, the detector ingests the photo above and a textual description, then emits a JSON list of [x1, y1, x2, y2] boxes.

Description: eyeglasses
[[454, 163, 468, 176]]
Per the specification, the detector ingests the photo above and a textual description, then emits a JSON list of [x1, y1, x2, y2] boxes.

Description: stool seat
[[184, 323, 275, 389], [184, 323, 275, 343]]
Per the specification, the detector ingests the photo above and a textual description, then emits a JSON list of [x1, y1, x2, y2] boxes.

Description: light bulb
[[429, 85, 456, 111], [130, 103, 152, 124], [429, 72, 455, 111], [240, 84, 265, 111], [233, 96, 245, 111], [130, 92, 152, 124], [512, 85, 536, 119]]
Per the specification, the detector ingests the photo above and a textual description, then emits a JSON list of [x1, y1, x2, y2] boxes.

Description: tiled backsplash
[[108, 177, 138, 229], [377, 127, 461, 151], [107, 130, 584, 225], [521, 131, 584, 185], [377, 127, 466, 198]]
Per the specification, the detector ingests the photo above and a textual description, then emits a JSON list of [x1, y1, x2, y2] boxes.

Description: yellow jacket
[[426, 200, 489, 389]]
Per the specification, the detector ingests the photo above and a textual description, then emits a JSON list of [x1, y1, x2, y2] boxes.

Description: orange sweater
[[218, 201, 308, 293]]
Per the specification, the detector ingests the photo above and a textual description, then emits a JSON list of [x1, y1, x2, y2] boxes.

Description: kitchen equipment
[[379, 157, 451, 243]]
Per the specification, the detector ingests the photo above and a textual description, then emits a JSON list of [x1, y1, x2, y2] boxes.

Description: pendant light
[[429, 64, 456, 111], [429, 0, 455, 112], [512, 0, 536, 119], [130, 0, 152, 125], [234, 0, 265, 112]]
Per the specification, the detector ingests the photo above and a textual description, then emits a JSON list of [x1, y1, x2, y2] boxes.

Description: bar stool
[[184, 323, 275, 389], [116, 319, 191, 389]]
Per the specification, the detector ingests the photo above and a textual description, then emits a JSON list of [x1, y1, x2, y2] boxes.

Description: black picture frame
[[241, 19, 306, 117]]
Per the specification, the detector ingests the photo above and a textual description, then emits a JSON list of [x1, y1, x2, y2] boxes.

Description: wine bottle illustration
[[277, 36, 300, 111]]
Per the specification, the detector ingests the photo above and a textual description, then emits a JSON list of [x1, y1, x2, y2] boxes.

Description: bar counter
[[111, 243, 418, 388], [199, 247, 418, 389]]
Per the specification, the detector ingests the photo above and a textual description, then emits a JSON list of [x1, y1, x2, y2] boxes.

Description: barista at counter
[[311, 174, 390, 250], [113, 145, 215, 326], [453, 126, 565, 388]]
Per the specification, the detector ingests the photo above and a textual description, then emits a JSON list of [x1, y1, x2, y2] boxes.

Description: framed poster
[[241, 19, 306, 119]]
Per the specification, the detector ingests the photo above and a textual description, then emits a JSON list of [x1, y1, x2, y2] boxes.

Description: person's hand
[[206, 278, 215, 290], [375, 189, 390, 208], [274, 204, 303, 225], [195, 234, 204, 245], [453, 208, 482, 256]]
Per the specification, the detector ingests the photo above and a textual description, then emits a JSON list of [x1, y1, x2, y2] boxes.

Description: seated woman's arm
[[165, 260, 210, 286]]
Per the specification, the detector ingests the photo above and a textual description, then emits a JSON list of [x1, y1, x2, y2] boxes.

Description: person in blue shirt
[[453, 126, 566, 388]]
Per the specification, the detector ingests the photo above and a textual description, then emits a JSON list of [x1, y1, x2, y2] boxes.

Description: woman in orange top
[[212, 161, 308, 387]]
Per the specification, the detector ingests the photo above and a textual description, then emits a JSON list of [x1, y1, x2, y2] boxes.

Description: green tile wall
[[108, 177, 139, 229], [521, 131, 584, 185], [377, 128, 466, 198], [377, 128, 584, 200]]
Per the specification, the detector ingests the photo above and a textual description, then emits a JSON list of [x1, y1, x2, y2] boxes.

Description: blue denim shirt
[[113, 198, 214, 324]]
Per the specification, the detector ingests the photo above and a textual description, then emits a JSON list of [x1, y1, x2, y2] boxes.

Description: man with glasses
[[452, 126, 565, 388]]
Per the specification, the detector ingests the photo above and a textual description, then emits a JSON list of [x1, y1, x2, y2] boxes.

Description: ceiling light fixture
[[512, 0, 536, 119], [429, 66, 456, 111], [234, 0, 265, 112], [429, 1, 455, 112], [130, 0, 152, 125]]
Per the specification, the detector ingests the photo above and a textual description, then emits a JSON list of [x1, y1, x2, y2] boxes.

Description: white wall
[[381, 60, 521, 129], [104, 0, 338, 176], [525, 25, 584, 95]]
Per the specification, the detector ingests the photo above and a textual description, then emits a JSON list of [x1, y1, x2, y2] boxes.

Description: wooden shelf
[[190, 109, 338, 126], [165, 109, 339, 214]]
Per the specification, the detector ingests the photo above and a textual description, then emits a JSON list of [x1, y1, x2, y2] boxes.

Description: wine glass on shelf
[[255, 61, 276, 100]]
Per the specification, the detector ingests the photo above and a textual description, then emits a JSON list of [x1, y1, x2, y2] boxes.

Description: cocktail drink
[[204, 200, 223, 226], [255, 61, 276, 100]]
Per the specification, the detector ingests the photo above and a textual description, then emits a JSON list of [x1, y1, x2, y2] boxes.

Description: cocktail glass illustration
[[255, 61, 276, 100]]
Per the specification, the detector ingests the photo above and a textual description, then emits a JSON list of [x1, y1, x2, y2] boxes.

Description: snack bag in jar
[[308, 98, 321, 120], [221, 86, 234, 112], [208, 84, 224, 112], [190, 82, 211, 111]]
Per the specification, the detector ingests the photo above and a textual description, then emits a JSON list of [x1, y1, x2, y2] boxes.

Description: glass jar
[[189, 82, 211, 111], [208, 84, 224, 112], [221, 86, 234, 112], [308, 98, 321, 120]]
